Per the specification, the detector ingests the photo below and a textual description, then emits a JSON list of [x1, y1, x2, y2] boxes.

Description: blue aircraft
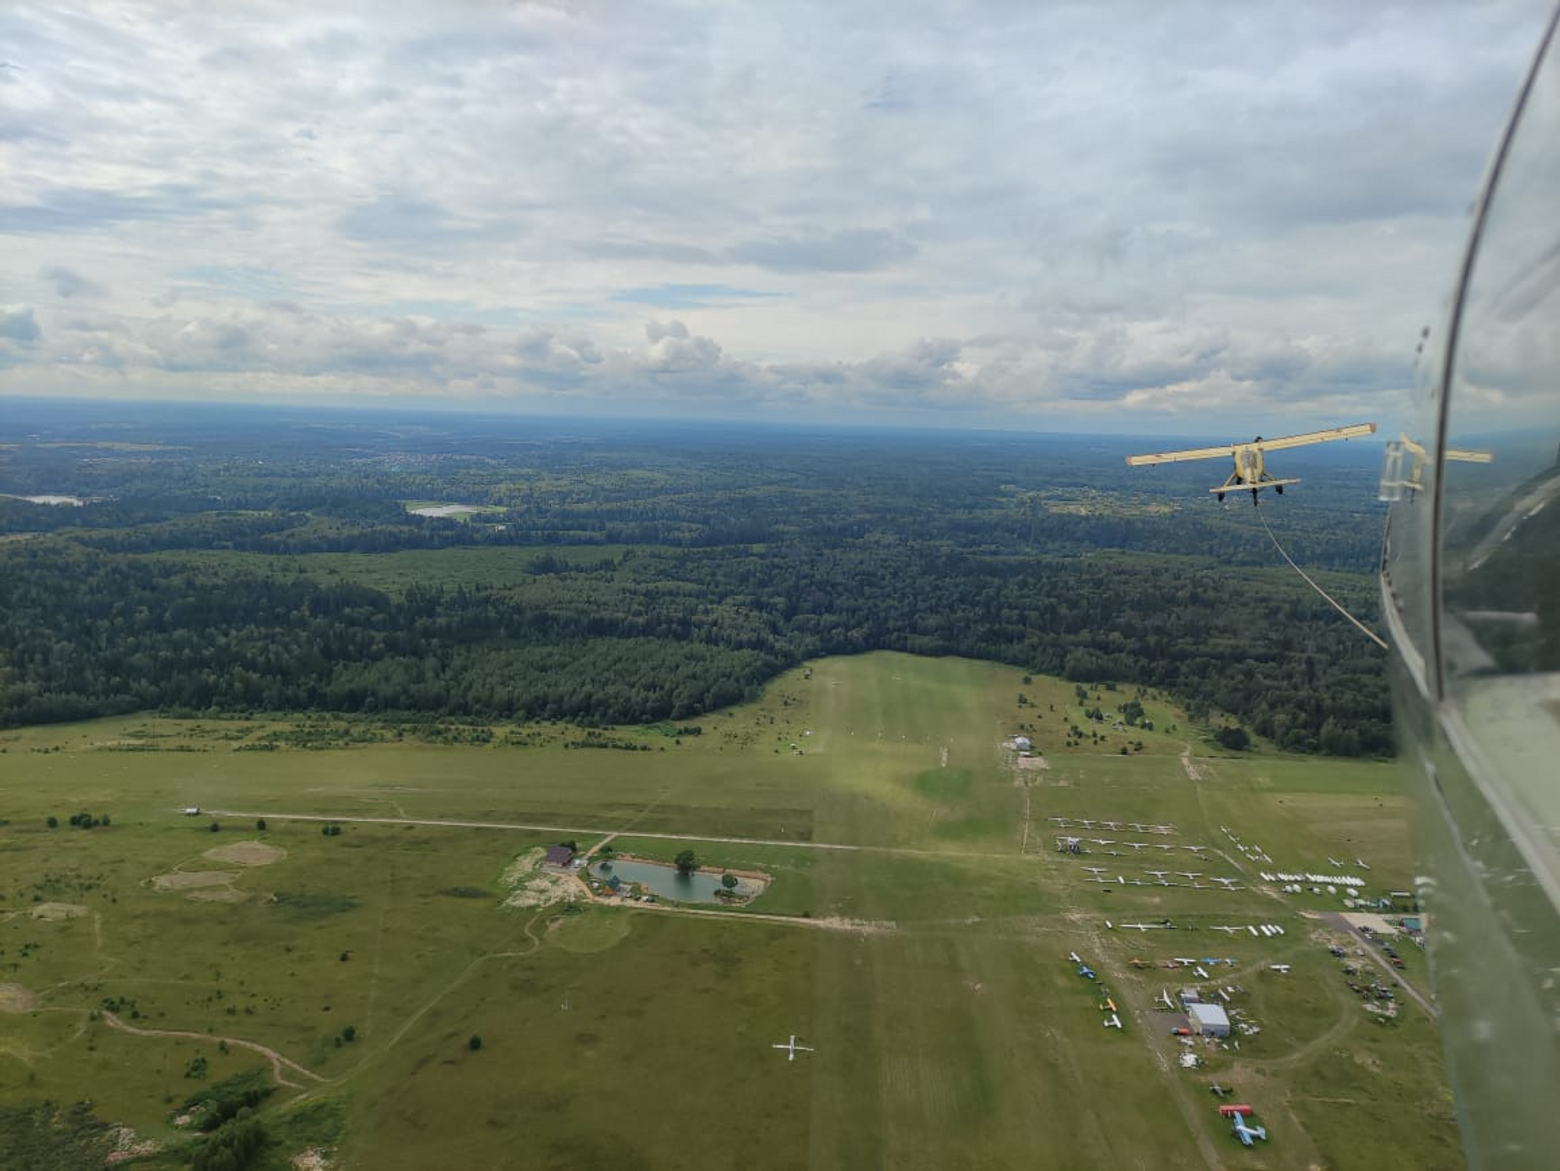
[[1230, 1115, 1267, 1147], [1076, 963, 1095, 980]]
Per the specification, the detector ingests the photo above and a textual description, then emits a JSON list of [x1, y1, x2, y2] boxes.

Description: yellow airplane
[[1127, 423, 1377, 504]]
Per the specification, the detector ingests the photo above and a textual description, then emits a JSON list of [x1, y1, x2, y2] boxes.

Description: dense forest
[[0, 400, 1391, 754]]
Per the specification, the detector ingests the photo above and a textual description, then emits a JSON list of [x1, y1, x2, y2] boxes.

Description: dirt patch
[[153, 871, 238, 891], [501, 847, 584, 909], [1014, 755, 1050, 770], [0, 983, 39, 1013], [811, 916, 895, 934], [1340, 912, 1399, 935], [106, 1126, 160, 1164], [187, 888, 251, 904], [30, 902, 87, 921], [204, 840, 286, 867], [291, 1149, 332, 1170]]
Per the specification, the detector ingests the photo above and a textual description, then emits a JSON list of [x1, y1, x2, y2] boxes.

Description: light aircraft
[[1078, 963, 1096, 980], [1127, 423, 1376, 503], [1194, 965, 1210, 979], [1068, 952, 1082, 963], [1100, 997, 1118, 1012], [1120, 922, 1160, 932], [1210, 925, 1243, 935], [1129, 959, 1151, 969], [1146, 869, 1169, 879], [1100, 820, 1121, 830], [1356, 858, 1371, 871], [1209, 1083, 1232, 1097], [1270, 964, 1291, 974], [1328, 856, 1345, 868], [772, 1035, 814, 1062], [1211, 877, 1240, 889], [1076, 819, 1096, 829], [1089, 838, 1115, 846], [1083, 866, 1107, 875], [1104, 1013, 1123, 1029], [1177, 871, 1202, 880], [1229, 1114, 1268, 1146], [1183, 845, 1208, 853], [1125, 841, 1148, 850], [1158, 989, 1175, 1009]]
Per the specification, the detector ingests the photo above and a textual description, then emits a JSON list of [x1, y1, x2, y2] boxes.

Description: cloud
[[40, 265, 105, 298], [0, 0, 1551, 430], [727, 229, 917, 274], [0, 304, 39, 343], [613, 283, 779, 309]]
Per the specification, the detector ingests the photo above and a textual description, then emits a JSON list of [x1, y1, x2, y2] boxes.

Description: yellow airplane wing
[[1125, 443, 1237, 466], [1253, 422, 1377, 451]]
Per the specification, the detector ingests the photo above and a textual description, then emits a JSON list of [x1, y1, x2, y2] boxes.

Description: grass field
[[0, 653, 1461, 1169]]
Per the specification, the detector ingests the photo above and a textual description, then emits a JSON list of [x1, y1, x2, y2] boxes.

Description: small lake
[[2, 494, 86, 506], [591, 859, 757, 904], [407, 503, 481, 517]]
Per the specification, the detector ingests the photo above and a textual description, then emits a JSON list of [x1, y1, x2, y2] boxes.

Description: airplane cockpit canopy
[[1379, 8, 1560, 1163]]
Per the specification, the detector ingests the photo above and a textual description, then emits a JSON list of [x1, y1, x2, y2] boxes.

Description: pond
[[2, 493, 86, 506], [590, 859, 760, 904]]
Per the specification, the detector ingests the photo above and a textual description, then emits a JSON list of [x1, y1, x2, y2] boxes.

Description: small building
[[1188, 1002, 1231, 1038], [544, 845, 576, 868], [1179, 987, 1201, 1004], [183, 806, 201, 816], [1400, 916, 1423, 933], [1012, 736, 1032, 753]]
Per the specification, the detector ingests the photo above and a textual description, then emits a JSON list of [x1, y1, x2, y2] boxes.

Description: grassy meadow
[[0, 653, 1459, 1169]]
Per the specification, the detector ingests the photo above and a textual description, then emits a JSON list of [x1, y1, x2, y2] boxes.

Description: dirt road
[[102, 1012, 324, 1088]]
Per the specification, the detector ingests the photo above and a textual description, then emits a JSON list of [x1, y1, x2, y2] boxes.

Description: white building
[[1188, 1002, 1230, 1038]]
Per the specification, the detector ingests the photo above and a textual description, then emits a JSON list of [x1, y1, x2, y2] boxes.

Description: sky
[[0, 0, 1554, 435]]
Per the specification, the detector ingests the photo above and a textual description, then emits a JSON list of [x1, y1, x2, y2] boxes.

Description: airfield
[[0, 652, 1461, 1170]]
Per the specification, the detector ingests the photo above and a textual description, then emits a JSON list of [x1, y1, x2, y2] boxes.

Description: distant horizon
[[0, 391, 1392, 447]]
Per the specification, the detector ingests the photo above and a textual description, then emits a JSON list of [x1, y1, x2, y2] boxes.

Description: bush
[[468, 1034, 483, 1051], [179, 1068, 274, 1132]]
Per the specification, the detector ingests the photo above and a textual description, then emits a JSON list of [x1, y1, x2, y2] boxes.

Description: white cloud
[[0, 1, 1552, 431]]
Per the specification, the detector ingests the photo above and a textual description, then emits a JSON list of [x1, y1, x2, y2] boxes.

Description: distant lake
[[407, 503, 481, 517], [591, 859, 759, 904], [1, 493, 86, 506]]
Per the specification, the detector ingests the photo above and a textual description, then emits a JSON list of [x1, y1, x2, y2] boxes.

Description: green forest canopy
[[0, 402, 1390, 755]]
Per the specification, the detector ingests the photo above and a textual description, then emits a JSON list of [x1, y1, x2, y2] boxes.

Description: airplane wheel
[[1275, 484, 1283, 495], [1216, 494, 1224, 502]]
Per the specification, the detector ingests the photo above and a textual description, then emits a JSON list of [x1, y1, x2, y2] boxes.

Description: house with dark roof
[[544, 845, 576, 868]]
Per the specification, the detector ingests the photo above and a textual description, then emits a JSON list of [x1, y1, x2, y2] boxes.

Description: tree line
[[0, 533, 1389, 754]]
